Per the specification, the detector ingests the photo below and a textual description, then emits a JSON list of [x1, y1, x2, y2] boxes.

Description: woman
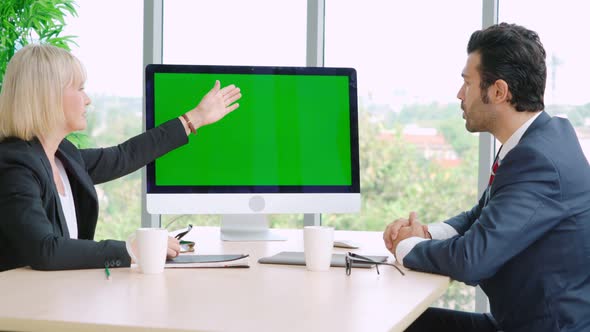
[[0, 44, 241, 271]]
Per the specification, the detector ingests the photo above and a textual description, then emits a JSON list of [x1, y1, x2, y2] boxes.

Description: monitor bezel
[[145, 64, 360, 195]]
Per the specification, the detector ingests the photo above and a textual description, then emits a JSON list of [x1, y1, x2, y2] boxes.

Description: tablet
[[258, 251, 387, 268]]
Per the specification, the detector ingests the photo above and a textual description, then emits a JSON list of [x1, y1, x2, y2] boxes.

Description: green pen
[[104, 263, 111, 280]]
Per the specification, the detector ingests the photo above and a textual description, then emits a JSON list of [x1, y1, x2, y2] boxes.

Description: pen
[[104, 263, 111, 280], [175, 224, 193, 241]]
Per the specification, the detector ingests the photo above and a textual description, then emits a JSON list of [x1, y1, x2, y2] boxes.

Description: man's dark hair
[[467, 23, 546, 112]]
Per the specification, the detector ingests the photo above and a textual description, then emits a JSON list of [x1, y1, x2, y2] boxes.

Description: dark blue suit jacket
[[0, 119, 187, 272], [404, 112, 590, 332]]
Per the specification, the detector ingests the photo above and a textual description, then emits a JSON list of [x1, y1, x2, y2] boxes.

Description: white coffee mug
[[125, 228, 168, 274], [303, 226, 334, 272]]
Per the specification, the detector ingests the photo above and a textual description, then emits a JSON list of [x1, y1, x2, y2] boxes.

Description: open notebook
[[166, 254, 250, 268]]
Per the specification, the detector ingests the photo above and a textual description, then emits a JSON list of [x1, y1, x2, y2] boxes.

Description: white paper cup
[[125, 228, 168, 274], [303, 226, 334, 272]]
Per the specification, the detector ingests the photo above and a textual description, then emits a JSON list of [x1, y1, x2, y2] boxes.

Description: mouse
[[333, 239, 360, 249]]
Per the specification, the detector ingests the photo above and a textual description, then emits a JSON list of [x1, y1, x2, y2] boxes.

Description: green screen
[[154, 72, 352, 186]]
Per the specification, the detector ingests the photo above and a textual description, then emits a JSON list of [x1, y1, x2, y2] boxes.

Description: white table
[[0, 227, 450, 332]]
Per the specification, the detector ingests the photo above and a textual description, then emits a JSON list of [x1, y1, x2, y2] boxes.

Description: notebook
[[165, 254, 250, 268], [258, 251, 387, 268]]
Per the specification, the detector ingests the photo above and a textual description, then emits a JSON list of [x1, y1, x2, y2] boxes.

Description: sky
[[63, 0, 590, 106]]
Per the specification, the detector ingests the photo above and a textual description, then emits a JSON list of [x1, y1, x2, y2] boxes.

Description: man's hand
[[383, 212, 430, 255], [383, 211, 419, 250]]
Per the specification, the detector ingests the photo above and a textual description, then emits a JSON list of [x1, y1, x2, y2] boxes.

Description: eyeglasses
[[345, 252, 405, 276]]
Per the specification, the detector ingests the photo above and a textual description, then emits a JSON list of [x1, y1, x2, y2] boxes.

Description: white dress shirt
[[395, 112, 543, 265]]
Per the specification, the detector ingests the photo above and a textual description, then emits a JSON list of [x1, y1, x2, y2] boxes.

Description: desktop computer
[[145, 64, 360, 240]]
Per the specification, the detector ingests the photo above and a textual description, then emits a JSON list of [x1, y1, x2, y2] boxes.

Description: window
[[163, 0, 306, 66], [161, 0, 308, 229], [324, 0, 482, 311], [64, 0, 144, 241], [500, 1, 590, 160]]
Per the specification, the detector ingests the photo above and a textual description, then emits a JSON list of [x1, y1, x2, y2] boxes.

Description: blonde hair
[[0, 44, 86, 141]]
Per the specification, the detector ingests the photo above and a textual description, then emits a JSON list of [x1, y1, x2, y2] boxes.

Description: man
[[383, 23, 590, 332]]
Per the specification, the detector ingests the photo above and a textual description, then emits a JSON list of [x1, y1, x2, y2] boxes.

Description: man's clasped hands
[[383, 212, 432, 258]]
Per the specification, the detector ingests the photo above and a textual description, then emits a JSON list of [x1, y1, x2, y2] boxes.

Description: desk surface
[[0, 227, 450, 332]]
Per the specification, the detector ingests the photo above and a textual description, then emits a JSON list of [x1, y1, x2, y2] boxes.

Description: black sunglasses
[[345, 252, 405, 276]]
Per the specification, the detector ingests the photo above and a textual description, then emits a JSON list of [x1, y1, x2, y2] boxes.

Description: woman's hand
[[182, 80, 242, 133], [166, 236, 181, 259]]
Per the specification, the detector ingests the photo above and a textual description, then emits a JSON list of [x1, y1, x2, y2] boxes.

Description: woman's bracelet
[[181, 113, 197, 135]]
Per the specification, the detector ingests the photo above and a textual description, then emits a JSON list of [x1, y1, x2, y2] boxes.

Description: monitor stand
[[220, 214, 287, 241]]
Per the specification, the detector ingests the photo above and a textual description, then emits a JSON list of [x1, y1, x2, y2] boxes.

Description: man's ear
[[491, 79, 511, 103]]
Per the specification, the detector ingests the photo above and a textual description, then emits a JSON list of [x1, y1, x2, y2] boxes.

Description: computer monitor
[[145, 64, 360, 240]]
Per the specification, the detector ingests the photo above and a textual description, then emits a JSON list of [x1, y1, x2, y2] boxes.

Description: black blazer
[[404, 112, 590, 332], [0, 119, 187, 271]]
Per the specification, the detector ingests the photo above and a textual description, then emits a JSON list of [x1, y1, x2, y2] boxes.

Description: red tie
[[488, 158, 499, 186], [488, 146, 502, 186]]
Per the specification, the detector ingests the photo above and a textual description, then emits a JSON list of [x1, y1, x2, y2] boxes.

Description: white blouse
[[55, 158, 78, 239]]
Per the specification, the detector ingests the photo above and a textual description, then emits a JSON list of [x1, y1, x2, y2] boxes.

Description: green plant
[[0, 0, 89, 147], [0, 0, 78, 90]]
